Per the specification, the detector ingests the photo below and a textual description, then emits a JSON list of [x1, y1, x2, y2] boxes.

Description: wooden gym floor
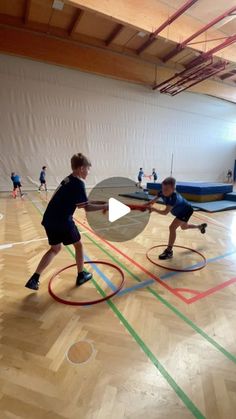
[[0, 190, 236, 419]]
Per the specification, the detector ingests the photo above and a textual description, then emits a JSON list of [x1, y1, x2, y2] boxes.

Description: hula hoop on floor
[[48, 261, 125, 306], [146, 244, 207, 272]]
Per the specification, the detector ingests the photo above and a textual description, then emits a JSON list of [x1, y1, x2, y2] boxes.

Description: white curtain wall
[[0, 54, 236, 191]]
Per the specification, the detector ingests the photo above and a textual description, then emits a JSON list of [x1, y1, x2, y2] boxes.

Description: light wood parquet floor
[[0, 191, 236, 419]]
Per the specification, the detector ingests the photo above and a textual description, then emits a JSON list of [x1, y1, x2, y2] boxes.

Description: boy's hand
[[102, 204, 108, 214]]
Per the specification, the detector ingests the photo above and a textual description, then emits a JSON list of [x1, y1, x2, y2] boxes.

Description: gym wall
[[0, 54, 236, 191]]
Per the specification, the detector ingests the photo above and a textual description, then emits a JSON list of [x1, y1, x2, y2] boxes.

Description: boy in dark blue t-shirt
[[25, 153, 107, 290], [152, 168, 157, 183], [11, 172, 24, 198], [137, 168, 144, 188], [150, 177, 207, 260], [39, 166, 47, 191]]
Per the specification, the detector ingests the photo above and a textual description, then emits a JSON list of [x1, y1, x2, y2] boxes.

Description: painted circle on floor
[[86, 177, 151, 242], [66, 340, 94, 365]]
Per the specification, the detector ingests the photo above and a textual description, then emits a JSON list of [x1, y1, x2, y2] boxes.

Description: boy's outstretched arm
[[76, 201, 108, 212], [151, 205, 171, 216]]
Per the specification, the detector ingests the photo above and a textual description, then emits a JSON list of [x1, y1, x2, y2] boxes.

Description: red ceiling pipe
[[160, 60, 223, 93], [136, 0, 198, 55], [162, 6, 236, 62], [152, 58, 212, 90], [160, 64, 215, 93], [153, 34, 234, 90], [160, 61, 213, 92], [171, 62, 227, 95], [186, 34, 236, 69], [161, 61, 227, 93]]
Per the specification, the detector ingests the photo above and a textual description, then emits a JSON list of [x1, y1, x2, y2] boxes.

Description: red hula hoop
[[48, 261, 125, 306], [146, 244, 207, 272]]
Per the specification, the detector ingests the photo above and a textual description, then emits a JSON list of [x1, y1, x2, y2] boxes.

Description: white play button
[[108, 197, 131, 223]]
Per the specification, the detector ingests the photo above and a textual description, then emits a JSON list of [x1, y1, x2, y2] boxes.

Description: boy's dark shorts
[[13, 182, 21, 189], [43, 222, 81, 245], [40, 179, 46, 184], [176, 206, 194, 222], [138, 177, 142, 182]]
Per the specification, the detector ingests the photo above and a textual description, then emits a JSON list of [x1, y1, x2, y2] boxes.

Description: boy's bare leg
[[73, 241, 93, 286], [73, 241, 84, 273], [25, 244, 61, 290], [35, 244, 61, 274], [168, 218, 182, 248]]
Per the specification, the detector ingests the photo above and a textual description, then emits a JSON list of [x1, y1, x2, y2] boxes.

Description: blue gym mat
[[225, 192, 236, 202], [147, 181, 233, 195], [119, 192, 236, 213], [189, 200, 236, 212]]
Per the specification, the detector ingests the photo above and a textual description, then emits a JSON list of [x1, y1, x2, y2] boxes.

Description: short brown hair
[[162, 177, 176, 188], [71, 153, 91, 170]]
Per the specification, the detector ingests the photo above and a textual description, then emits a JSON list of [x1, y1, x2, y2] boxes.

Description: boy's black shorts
[[43, 222, 81, 245], [13, 182, 21, 189], [40, 179, 46, 184], [176, 206, 194, 223]]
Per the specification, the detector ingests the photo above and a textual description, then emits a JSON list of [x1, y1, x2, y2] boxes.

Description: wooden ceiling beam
[[23, 0, 32, 25], [68, 8, 84, 36], [105, 24, 124, 46], [0, 23, 235, 102], [66, 0, 236, 63]]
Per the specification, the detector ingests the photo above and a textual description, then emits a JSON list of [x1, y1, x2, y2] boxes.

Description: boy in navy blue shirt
[[39, 166, 47, 191], [25, 153, 107, 290], [137, 168, 144, 188], [152, 168, 157, 183], [151, 177, 207, 259], [11, 172, 24, 198]]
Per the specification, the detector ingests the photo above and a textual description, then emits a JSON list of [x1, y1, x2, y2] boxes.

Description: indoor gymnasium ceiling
[[0, 0, 236, 102]]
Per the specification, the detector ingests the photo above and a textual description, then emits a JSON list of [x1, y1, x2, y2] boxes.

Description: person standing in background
[[226, 169, 233, 183], [11, 172, 24, 198], [137, 168, 144, 189], [152, 168, 158, 183], [39, 166, 47, 191]]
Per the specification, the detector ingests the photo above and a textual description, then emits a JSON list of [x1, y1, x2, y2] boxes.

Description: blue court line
[[84, 254, 117, 291], [115, 249, 236, 298]]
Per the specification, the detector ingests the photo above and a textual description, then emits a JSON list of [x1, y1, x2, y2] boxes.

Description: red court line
[[77, 219, 236, 304], [187, 277, 236, 303], [174, 288, 200, 295], [75, 218, 189, 303], [37, 194, 234, 304]]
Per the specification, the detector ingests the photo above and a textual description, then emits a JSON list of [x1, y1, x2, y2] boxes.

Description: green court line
[[80, 230, 236, 365], [28, 194, 205, 419], [30, 193, 236, 364]]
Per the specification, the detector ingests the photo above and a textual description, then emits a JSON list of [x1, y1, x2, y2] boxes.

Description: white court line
[[0, 237, 47, 250], [0, 213, 3, 221]]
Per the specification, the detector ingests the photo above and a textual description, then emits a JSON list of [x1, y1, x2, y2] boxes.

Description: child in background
[[39, 166, 47, 191], [151, 177, 207, 260], [227, 169, 233, 183], [25, 153, 107, 291], [137, 168, 144, 188], [152, 168, 158, 183], [11, 172, 24, 198]]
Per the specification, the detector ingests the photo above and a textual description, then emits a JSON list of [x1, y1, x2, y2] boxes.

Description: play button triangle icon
[[108, 198, 131, 223]]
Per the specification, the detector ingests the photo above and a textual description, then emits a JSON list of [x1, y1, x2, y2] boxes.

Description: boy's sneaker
[[76, 271, 93, 287], [159, 248, 173, 260], [25, 273, 40, 290], [200, 223, 207, 234]]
